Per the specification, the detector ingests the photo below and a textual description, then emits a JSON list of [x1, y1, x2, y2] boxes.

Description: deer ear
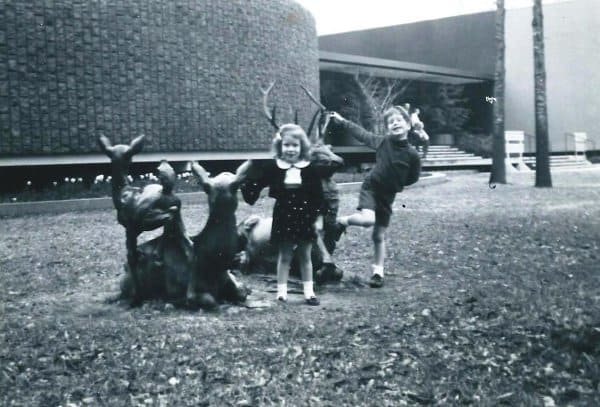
[[231, 160, 252, 189], [98, 135, 112, 154], [128, 134, 145, 156], [191, 162, 211, 189]]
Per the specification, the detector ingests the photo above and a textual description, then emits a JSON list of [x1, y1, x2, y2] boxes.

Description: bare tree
[[489, 0, 507, 185], [353, 73, 413, 133], [533, 0, 552, 187]]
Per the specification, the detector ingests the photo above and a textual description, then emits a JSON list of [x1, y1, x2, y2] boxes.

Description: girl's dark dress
[[242, 159, 331, 244]]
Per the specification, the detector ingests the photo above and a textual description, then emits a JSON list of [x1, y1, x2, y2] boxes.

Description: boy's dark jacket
[[338, 119, 421, 192]]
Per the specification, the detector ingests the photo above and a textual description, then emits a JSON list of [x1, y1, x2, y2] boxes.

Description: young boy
[[328, 106, 421, 288]]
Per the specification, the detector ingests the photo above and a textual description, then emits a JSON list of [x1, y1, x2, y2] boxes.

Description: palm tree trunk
[[533, 0, 552, 187], [490, 0, 506, 184]]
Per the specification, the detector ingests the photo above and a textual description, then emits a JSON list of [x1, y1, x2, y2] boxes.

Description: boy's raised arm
[[328, 112, 383, 150]]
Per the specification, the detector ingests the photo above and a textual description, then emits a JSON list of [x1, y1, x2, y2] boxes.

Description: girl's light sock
[[303, 281, 316, 299], [372, 265, 384, 278], [338, 216, 349, 227], [277, 284, 288, 300]]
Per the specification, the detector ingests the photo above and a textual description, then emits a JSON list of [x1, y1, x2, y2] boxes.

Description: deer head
[[98, 134, 146, 209], [98, 134, 145, 178], [308, 142, 343, 168], [157, 160, 176, 194], [191, 161, 251, 213]]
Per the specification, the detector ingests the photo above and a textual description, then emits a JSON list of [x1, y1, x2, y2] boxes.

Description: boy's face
[[281, 134, 302, 163], [386, 114, 410, 140]]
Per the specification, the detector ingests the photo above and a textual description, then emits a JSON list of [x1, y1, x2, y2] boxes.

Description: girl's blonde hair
[[271, 124, 311, 160]]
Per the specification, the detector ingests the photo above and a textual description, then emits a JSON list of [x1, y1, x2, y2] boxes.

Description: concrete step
[[523, 155, 589, 162], [421, 145, 491, 169], [428, 145, 457, 149], [423, 149, 476, 155], [343, 144, 492, 170], [423, 155, 486, 162], [428, 147, 461, 152], [425, 153, 476, 158], [426, 149, 474, 154], [423, 158, 492, 167], [522, 155, 592, 168]]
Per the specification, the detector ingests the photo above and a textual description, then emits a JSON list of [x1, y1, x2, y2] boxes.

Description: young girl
[[241, 124, 327, 305]]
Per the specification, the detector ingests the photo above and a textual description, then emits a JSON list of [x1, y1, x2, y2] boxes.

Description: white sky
[[295, 0, 572, 35]]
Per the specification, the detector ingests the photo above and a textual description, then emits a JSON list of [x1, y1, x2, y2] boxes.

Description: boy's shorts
[[357, 177, 396, 227]]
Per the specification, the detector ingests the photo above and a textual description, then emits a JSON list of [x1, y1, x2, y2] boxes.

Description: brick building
[[0, 0, 320, 166]]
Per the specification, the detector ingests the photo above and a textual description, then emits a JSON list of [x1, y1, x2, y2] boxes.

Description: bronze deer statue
[[300, 85, 345, 282], [99, 135, 182, 305], [186, 160, 252, 310], [118, 160, 194, 304]]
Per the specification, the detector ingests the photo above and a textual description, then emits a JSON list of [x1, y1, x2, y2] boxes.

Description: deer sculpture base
[[118, 236, 249, 310], [119, 223, 193, 305], [118, 216, 249, 309]]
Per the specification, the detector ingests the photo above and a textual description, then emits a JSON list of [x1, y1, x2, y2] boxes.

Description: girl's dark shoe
[[369, 274, 384, 288], [305, 296, 320, 306], [277, 296, 287, 303]]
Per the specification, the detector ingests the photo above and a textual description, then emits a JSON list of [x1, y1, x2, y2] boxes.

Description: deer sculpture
[[300, 85, 346, 282], [236, 83, 344, 283], [186, 160, 252, 310], [118, 160, 194, 304], [99, 135, 183, 305]]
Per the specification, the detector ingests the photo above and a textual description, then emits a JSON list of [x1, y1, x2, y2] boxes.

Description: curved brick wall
[[0, 0, 319, 156]]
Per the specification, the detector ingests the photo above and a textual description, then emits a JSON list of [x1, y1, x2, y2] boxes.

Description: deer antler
[[260, 81, 280, 130], [300, 85, 327, 111], [306, 109, 322, 143], [301, 85, 330, 141]]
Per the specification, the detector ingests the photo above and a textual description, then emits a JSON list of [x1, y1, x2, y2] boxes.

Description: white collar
[[276, 158, 310, 169]]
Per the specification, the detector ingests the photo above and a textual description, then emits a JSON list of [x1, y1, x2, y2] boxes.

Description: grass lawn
[[1, 169, 599, 406]]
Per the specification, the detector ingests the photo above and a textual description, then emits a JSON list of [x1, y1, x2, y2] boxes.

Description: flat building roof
[[320, 51, 493, 85]]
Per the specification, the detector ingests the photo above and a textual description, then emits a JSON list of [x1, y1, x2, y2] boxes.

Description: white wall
[[505, 0, 600, 152]]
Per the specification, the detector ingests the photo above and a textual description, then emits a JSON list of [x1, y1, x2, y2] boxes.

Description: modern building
[[1, 0, 597, 178], [317, 0, 599, 154]]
